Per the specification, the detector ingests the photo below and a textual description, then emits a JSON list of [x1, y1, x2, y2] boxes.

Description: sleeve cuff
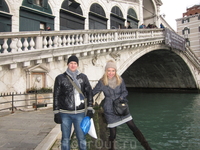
[[87, 107, 95, 113], [53, 110, 60, 114]]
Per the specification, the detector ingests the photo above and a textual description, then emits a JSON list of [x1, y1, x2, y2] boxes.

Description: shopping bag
[[88, 118, 97, 139], [80, 116, 91, 135]]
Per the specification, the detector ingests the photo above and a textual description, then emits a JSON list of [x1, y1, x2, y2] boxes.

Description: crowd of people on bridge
[[139, 23, 165, 29], [112, 21, 165, 30]]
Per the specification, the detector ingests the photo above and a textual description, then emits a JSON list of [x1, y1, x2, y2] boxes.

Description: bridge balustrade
[[0, 29, 164, 54]]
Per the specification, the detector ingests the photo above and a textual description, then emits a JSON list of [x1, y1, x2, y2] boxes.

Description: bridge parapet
[[0, 29, 164, 69], [1, 29, 200, 92]]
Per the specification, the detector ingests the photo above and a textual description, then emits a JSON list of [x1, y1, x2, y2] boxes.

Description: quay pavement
[[0, 107, 61, 150]]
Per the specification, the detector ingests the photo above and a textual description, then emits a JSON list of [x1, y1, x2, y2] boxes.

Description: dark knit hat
[[67, 55, 79, 65]]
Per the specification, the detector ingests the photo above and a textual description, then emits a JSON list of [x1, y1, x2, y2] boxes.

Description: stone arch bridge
[[0, 28, 200, 94]]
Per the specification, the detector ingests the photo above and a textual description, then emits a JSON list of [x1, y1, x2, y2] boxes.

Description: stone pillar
[[139, 0, 144, 25]]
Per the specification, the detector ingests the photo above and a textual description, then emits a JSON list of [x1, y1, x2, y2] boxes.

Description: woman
[[93, 60, 152, 150]]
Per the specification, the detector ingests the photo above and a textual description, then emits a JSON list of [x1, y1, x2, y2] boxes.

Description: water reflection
[[116, 91, 200, 150]]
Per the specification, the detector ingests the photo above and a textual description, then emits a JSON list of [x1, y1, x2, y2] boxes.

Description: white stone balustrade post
[[53, 36, 58, 47], [23, 38, 29, 51], [75, 34, 79, 45], [83, 33, 89, 44], [79, 34, 83, 45], [30, 37, 35, 50], [35, 35, 43, 49], [71, 35, 75, 45], [62, 35, 67, 46], [3, 38, 8, 53], [10, 38, 18, 53], [136, 31, 139, 39], [67, 35, 71, 46], [17, 38, 22, 52], [58, 36, 62, 47], [43, 36, 48, 48], [114, 31, 118, 41]]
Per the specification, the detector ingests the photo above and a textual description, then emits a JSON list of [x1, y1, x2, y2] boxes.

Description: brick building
[[183, 4, 200, 17]]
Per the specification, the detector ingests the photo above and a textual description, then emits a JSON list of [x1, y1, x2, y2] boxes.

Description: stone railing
[[184, 46, 200, 70], [0, 29, 164, 53], [0, 29, 165, 68]]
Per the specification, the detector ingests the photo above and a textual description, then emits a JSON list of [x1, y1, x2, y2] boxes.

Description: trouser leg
[[60, 113, 72, 150], [126, 120, 152, 150], [73, 113, 86, 150], [108, 127, 117, 150]]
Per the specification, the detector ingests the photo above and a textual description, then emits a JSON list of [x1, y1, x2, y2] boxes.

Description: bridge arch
[[117, 45, 198, 89]]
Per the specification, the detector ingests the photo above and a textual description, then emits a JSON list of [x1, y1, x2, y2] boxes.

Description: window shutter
[[0, 0, 3, 7], [27, 0, 33, 4], [43, 0, 48, 8]]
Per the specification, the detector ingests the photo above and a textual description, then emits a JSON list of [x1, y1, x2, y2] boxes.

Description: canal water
[[116, 89, 200, 150]]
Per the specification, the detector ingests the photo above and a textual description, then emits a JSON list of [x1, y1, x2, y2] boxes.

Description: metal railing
[[0, 92, 53, 113]]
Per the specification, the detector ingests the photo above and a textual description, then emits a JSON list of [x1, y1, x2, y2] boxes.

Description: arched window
[[20, 0, 54, 31], [182, 27, 190, 35], [127, 8, 139, 29], [89, 3, 107, 29], [110, 6, 125, 29], [27, 0, 48, 8], [0, 0, 11, 53], [0, 0, 11, 32], [60, 0, 84, 30], [182, 27, 190, 39]]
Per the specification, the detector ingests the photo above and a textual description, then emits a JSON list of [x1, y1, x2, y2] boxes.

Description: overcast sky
[[160, 0, 200, 31]]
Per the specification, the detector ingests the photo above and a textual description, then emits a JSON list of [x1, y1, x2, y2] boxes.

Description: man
[[126, 21, 132, 29], [53, 55, 94, 150]]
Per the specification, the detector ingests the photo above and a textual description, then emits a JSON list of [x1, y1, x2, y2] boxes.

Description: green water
[[116, 90, 200, 150]]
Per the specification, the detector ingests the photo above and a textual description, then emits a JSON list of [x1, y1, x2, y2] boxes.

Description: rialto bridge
[[0, 28, 200, 96]]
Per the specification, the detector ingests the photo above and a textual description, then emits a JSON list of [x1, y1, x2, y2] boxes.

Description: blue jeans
[[60, 112, 86, 150]]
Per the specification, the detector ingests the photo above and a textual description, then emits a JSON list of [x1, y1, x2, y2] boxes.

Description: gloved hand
[[86, 110, 94, 118], [120, 99, 126, 103], [54, 113, 62, 124], [119, 98, 127, 103]]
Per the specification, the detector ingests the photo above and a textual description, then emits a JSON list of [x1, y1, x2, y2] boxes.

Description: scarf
[[108, 77, 118, 89], [66, 68, 80, 88], [66, 68, 84, 106]]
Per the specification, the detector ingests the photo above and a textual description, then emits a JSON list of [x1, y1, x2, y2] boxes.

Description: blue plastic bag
[[80, 116, 91, 135]]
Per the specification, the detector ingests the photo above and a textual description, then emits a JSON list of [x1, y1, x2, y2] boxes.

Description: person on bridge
[[92, 60, 152, 150], [126, 21, 132, 29], [53, 55, 94, 150]]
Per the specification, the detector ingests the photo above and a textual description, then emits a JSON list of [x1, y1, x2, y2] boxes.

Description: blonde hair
[[101, 60, 122, 86]]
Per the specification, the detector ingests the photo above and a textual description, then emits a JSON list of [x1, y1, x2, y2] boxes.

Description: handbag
[[113, 98, 129, 116]]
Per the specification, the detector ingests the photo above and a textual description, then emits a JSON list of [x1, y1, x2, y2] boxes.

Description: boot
[[108, 137, 116, 150], [133, 130, 152, 150]]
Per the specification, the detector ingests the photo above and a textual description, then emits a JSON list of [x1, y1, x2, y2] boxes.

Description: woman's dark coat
[[93, 78, 131, 125]]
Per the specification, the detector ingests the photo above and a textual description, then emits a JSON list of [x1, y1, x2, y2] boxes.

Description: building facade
[[176, 4, 200, 58], [0, 0, 163, 32]]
